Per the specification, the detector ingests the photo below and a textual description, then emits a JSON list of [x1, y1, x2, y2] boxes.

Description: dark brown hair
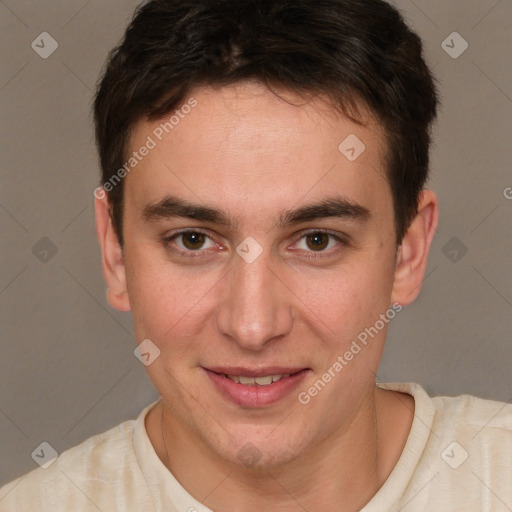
[[94, 0, 439, 246]]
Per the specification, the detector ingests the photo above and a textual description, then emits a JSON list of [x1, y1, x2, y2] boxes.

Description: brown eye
[[181, 232, 207, 250], [305, 232, 330, 251], [163, 230, 219, 256]]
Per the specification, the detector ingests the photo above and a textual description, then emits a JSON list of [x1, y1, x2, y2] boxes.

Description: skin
[[95, 82, 438, 511]]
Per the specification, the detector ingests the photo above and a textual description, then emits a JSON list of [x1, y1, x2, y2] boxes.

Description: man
[[1, 0, 510, 510]]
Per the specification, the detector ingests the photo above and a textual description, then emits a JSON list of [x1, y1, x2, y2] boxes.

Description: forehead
[[124, 83, 391, 222]]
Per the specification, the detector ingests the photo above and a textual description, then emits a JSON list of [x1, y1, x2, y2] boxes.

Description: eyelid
[[161, 227, 350, 259], [164, 227, 214, 240], [162, 228, 223, 256], [289, 229, 350, 256]]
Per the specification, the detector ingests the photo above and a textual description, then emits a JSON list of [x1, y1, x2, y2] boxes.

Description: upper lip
[[204, 366, 308, 377]]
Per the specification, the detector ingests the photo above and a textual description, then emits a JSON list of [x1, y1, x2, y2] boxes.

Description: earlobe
[[94, 193, 131, 312], [391, 190, 438, 306]]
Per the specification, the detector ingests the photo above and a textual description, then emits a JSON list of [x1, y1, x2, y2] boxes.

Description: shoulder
[[399, 381, 512, 453], [430, 390, 512, 441], [0, 415, 149, 512], [398, 383, 512, 509], [370, 383, 512, 511], [384, 381, 512, 438]]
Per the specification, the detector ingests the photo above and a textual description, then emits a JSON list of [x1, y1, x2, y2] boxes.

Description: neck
[[146, 387, 413, 512]]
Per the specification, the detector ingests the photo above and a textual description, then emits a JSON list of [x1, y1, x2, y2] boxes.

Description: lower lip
[[204, 369, 309, 408]]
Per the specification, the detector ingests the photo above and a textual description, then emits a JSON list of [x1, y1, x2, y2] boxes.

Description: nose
[[215, 248, 294, 351]]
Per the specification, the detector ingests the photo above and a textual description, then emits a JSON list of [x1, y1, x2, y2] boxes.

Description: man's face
[[121, 83, 399, 466]]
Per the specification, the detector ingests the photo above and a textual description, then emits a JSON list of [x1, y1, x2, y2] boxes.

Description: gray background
[[0, 0, 510, 487]]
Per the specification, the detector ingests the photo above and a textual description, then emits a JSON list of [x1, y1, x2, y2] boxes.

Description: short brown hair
[[94, 0, 439, 246]]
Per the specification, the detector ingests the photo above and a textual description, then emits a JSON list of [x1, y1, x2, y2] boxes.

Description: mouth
[[224, 373, 292, 385], [203, 366, 310, 407]]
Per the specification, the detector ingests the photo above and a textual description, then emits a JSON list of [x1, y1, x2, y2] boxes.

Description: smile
[[203, 368, 310, 407], [224, 374, 291, 385]]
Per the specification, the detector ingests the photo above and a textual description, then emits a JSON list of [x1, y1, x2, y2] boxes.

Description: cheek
[[290, 256, 395, 343], [124, 248, 223, 344]]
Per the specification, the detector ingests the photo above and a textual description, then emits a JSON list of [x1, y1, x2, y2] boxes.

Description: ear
[[94, 191, 131, 312], [391, 190, 438, 306]]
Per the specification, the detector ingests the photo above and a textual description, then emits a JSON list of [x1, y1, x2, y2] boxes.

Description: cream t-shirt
[[1, 383, 511, 511]]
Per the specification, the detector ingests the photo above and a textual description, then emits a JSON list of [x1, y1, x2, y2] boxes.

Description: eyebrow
[[141, 195, 231, 225], [277, 198, 370, 226], [141, 195, 370, 228]]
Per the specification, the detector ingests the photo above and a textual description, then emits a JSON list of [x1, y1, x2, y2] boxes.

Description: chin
[[209, 426, 312, 470]]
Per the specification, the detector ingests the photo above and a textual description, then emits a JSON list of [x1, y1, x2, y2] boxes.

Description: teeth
[[255, 375, 273, 385], [239, 376, 256, 385], [225, 374, 291, 386]]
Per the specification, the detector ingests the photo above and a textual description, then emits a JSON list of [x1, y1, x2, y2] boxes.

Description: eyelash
[[161, 228, 219, 258], [294, 230, 348, 260], [161, 228, 349, 260]]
